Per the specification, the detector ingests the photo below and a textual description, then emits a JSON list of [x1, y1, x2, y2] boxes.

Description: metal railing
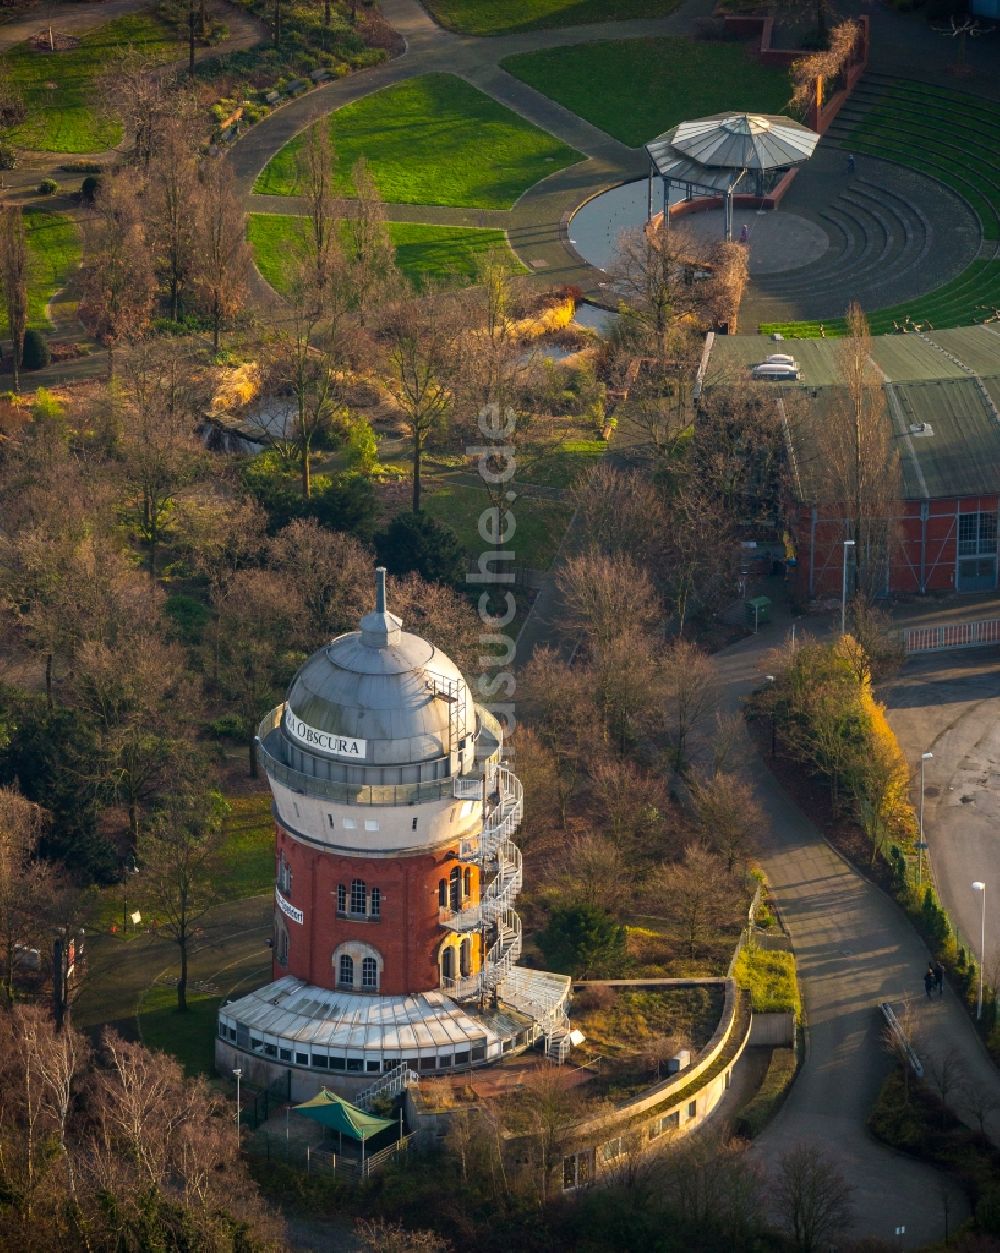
[[482, 912, 522, 993], [439, 840, 522, 933], [355, 1063, 419, 1112], [255, 706, 502, 809], [902, 617, 1000, 655]]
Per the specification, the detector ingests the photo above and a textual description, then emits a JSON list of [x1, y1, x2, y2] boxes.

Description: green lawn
[[424, 479, 572, 570], [217, 793, 274, 900], [253, 73, 582, 207], [4, 13, 177, 153], [137, 983, 221, 1077], [521, 437, 607, 489], [248, 213, 526, 292], [10, 208, 81, 331], [502, 38, 791, 147], [423, 0, 680, 35]]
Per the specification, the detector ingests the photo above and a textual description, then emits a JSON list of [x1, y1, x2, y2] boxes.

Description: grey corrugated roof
[[646, 112, 819, 180], [782, 379, 1000, 502], [890, 378, 1000, 498]]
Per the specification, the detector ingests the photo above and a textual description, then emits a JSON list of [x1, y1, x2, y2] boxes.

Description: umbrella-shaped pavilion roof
[[646, 112, 819, 185]]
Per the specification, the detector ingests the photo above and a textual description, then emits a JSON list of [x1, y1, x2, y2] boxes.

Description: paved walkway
[[713, 614, 999, 1248], [884, 645, 1000, 1012], [516, 581, 1000, 1245], [232, 0, 713, 298]]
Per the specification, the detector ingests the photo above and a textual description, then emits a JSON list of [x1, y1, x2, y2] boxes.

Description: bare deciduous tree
[[382, 288, 461, 513], [817, 303, 901, 602], [210, 566, 304, 776], [192, 158, 252, 352], [662, 638, 717, 775], [147, 104, 201, 321], [691, 771, 763, 873], [558, 550, 662, 651], [646, 843, 741, 959], [774, 1142, 854, 1253], [0, 787, 48, 1006], [116, 340, 209, 577], [140, 790, 226, 1011], [297, 122, 338, 289], [569, 463, 668, 563], [268, 517, 371, 644], [347, 156, 400, 323], [79, 174, 156, 377], [0, 204, 28, 392]]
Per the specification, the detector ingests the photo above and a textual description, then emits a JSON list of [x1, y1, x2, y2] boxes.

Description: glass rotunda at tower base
[[216, 569, 572, 1102]]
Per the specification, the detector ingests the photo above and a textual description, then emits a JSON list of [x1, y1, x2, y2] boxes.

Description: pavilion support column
[[724, 185, 734, 242], [662, 175, 668, 224], [647, 159, 653, 223]]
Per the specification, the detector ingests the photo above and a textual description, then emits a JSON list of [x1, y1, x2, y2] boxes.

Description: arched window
[[277, 852, 292, 896], [351, 879, 366, 915], [275, 915, 289, 967], [438, 879, 447, 908], [362, 957, 378, 990], [460, 937, 471, 977], [339, 954, 354, 988], [370, 887, 381, 919], [337, 883, 347, 913], [463, 867, 472, 899], [441, 947, 455, 981], [449, 866, 461, 912]]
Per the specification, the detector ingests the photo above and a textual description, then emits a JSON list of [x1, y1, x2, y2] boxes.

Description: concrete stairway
[[744, 75, 982, 327]]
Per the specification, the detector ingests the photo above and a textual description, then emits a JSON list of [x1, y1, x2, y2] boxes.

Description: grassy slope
[[5, 13, 177, 153], [216, 793, 274, 900], [254, 73, 581, 207], [502, 38, 791, 147], [423, 479, 572, 570], [0, 208, 81, 332], [137, 984, 221, 1077], [247, 213, 526, 291], [423, 0, 680, 35]]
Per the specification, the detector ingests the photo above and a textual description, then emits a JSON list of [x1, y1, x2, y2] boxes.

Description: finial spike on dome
[[360, 566, 401, 649]]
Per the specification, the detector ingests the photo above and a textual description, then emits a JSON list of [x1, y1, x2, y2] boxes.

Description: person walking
[[934, 960, 945, 996], [847, 153, 856, 176], [924, 965, 935, 999]]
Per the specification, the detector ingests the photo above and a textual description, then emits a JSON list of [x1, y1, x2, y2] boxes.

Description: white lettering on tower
[[285, 711, 367, 759]]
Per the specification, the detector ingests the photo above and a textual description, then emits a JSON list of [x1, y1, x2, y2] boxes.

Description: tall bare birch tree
[[818, 303, 901, 601]]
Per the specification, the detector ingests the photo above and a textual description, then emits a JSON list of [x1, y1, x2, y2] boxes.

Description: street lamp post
[[841, 539, 856, 635], [765, 674, 776, 755], [972, 882, 986, 1020], [918, 751, 933, 887], [121, 855, 137, 934], [233, 1068, 242, 1145]]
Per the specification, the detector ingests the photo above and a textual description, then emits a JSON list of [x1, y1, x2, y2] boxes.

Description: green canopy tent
[[292, 1089, 396, 1167]]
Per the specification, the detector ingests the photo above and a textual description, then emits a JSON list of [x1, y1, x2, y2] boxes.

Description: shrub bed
[[732, 946, 800, 1018], [869, 1068, 1000, 1226]]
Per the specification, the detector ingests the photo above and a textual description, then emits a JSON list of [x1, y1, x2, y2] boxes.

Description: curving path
[[515, 579, 1000, 1245], [231, 0, 714, 298]]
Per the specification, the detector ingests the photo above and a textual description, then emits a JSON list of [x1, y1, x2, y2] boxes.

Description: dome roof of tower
[[281, 569, 475, 769]]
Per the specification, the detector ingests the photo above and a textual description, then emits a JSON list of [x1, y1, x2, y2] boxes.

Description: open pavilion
[[645, 112, 820, 242]]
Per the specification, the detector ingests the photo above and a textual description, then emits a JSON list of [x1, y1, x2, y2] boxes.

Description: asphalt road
[[884, 646, 1000, 989]]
